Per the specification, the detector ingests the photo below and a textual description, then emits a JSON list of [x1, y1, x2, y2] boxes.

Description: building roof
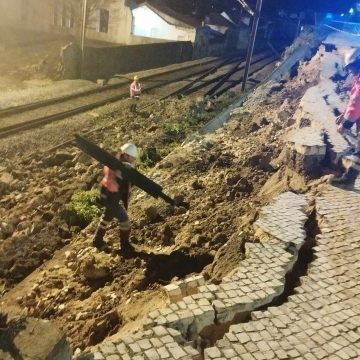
[[134, 1, 236, 30], [135, 1, 201, 29]]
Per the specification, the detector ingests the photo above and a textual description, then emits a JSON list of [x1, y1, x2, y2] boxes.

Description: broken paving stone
[[7, 317, 72, 359]]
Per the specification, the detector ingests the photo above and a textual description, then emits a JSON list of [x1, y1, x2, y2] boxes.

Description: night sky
[[202, 0, 357, 17], [213, 0, 357, 14], [265, 0, 355, 13], [140, 1, 358, 18]]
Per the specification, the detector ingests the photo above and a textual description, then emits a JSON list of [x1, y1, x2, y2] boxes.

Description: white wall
[[85, 0, 167, 45], [132, 6, 195, 42], [0, 0, 186, 45]]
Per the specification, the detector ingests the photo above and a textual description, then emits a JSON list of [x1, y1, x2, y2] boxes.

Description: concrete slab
[[323, 31, 360, 48]]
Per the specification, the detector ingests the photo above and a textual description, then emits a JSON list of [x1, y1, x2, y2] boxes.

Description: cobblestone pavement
[[82, 186, 360, 360], [205, 186, 360, 360]]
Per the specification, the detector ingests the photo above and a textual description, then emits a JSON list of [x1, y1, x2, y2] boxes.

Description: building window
[[61, 3, 66, 27], [53, 2, 63, 26], [98, 8, 109, 33], [66, 4, 74, 28]]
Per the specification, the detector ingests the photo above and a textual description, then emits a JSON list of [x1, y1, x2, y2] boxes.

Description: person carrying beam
[[93, 143, 138, 255]]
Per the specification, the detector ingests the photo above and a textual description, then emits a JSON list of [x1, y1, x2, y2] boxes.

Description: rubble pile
[[0, 39, 327, 353]]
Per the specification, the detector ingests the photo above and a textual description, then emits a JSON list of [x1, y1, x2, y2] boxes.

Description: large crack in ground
[[136, 250, 214, 290], [170, 200, 321, 360], [265, 207, 319, 307]]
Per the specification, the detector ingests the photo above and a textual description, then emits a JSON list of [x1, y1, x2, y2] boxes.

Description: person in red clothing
[[93, 143, 138, 255], [129, 75, 142, 113], [336, 48, 360, 143], [330, 49, 360, 185]]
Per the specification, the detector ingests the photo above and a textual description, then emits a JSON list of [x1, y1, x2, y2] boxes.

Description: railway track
[[0, 53, 276, 139], [0, 57, 222, 119], [0, 57, 237, 139]]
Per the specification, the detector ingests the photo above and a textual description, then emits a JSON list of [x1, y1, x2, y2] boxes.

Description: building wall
[[131, 5, 196, 42], [0, 0, 77, 35], [82, 41, 193, 80], [0, 0, 171, 45]]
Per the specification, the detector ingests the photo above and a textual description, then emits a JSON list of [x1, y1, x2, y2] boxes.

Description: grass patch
[[65, 189, 101, 225]]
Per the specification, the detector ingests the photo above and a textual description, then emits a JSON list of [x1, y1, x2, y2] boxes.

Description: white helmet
[[121, 143, 138, 159], [344, 48, 360, 68]]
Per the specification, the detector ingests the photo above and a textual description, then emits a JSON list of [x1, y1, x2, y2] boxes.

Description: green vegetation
[[162, 121, 191, 138], [65, 189, 101, 224]]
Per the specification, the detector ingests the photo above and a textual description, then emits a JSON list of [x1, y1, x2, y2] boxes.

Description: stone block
[[204, 347, 222, 359], [12, 318, 72, 360], [164, 283, 183, 303], [97, 79, 106, 86], [184, 277, 199, 296]]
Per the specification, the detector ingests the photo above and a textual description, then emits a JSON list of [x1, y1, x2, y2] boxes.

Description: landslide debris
[[0, 49, 322, 351]]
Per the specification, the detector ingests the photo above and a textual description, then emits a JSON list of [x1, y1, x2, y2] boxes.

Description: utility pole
[[241, 0, 263, 92], [80, 0, 88, 78]]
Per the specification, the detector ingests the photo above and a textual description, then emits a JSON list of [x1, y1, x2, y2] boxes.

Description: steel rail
[[206, 52, 273, 97], [20, 54, 278, 160], [161, 56, 239, 100], [210, 56, 277, 98], [0, 57, 223, 118], [0, 58, 240, 138], [182, 52, 272, 97]]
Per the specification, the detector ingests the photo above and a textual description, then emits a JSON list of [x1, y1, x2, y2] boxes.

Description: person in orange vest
[[93, 143, 138, 255], [129, 75, 142, 113]]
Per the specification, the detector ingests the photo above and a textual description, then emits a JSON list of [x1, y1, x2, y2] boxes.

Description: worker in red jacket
[[93, 143, 138, 255], [337, 48, 360, 143], [331, 49, 360, 185], [129, 75, 142, 113]]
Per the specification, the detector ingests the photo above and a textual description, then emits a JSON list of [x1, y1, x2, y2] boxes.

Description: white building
[[131, 2, 198, 42]]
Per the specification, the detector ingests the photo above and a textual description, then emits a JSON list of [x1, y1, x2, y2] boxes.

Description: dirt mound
[[0, 48, 324, 351]]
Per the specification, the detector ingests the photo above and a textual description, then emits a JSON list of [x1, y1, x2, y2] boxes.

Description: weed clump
[[64, 189, 101, 227]]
